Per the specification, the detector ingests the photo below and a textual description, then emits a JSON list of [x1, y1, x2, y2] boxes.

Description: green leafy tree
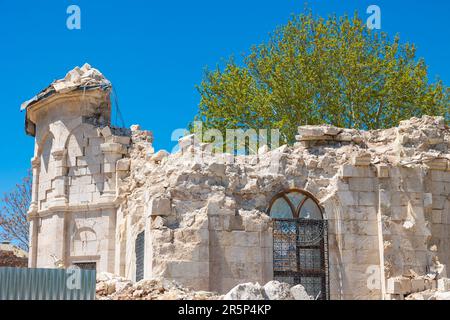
[[194, 11, 449, 144]]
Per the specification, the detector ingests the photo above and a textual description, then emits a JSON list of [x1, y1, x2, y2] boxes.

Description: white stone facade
[[24, 65, 450, 300]]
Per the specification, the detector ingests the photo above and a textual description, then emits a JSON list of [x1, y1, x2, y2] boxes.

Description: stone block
[[423, 193, 433, 209], [387, 293, 404, 300], [408, 204, 424, 219], [82, 183, 96, 193], [378, 189, 390, 210], [351, 152, 372, 166], [86, 145, 101, 155], [426, 159, 448, 171], [150, 150, 169, 162], [438, 278, 450, 292], [147, 196, 172, 216], [230, 231, 260, 247], [182, 245, 209, 262], [226, 215, 244, 231], [376, 164, 389, 178], [88, 137, 104, 147], [87, 164, 101, 175], [68, 145, 83, 157], [343, 235, 378, 250], [71, 175, 92, 186], [411, 278, 425, 292], [337, 191, 358, 206], [165, 261, 208, 279], [348, 178, 374, 192], [100, 142, 126, 154], [52, 177, 67, 195], [340, 249, 379, 265], [242, 214, 270, 232], [386, 277, 411, 294], [390, 206, 408, 221], [390, 192, 408, 206], [352, 220, 379, 236], [54, 166, 68, 176], [339, 165, 374, 178], [261, 233, 273, 248], [116, 158, 130, 171], [103, 163, 116, 173], [208, 216, 223, 231], [400, 278, 413, 294], [101, 126, 112, 138], [431, 170, 450, 182], [432, 210, 442, 224], [335, 132, 353, 142], [431, 182, 446, 196], [403, 177, 424, 193], [83, 154, 103, 166], [358, 192, 377, 206], [76, 156, 88, 167], [432, 196, 446, 210], [346, 206, 377, 221], [109, 135, 131, 145], [178, 134, 198, 152], [296, 126, 337, 141]]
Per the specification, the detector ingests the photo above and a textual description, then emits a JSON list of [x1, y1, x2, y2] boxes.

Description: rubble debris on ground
[[224, 281, 313, 300], [0, 241, 28, 268], [387, 261, 450, 300], [96, 273, 312, 300], [21, 63, 111, 111]]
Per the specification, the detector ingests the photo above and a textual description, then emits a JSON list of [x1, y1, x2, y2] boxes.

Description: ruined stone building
[[23, 65, 450, 299]]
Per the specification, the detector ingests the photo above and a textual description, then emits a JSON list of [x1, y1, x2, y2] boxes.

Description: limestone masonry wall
[[24, 65, 450, 300]]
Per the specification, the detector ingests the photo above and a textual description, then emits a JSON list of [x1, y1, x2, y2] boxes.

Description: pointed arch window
[[268, 189, 329, 300], [268, 189, 323, 220]]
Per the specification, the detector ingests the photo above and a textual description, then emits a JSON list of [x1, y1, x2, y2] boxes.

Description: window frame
[[267, 189, 323, 220]]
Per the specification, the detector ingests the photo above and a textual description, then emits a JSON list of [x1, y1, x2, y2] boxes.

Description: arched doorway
[[268, 189, 329, 300]]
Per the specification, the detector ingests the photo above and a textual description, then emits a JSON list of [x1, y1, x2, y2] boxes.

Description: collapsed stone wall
[[24, 65, 449, 300], [115, 115, 450, 299]]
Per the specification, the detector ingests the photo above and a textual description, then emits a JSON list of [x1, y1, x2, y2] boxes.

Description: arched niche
[[72, 226, 98, 256]]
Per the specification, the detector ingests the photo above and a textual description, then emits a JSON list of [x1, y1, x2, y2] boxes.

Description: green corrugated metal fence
[[0, 267, 96, 300]]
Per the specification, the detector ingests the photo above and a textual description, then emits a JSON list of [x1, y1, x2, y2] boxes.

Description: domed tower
[[23, 64, 130, 271]]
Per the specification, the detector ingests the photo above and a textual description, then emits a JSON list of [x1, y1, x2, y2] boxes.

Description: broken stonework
[[24, 65, 450, 300], [96, 274, 311, 300], [222, 281, 311, 300], [223, 282, 267, 300]]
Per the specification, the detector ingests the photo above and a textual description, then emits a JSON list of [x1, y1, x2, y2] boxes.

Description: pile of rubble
[[21, 63, 111, 110], [96, 273, 221, 300], [0, 241, 28, 268], [386, 261, 450, 300], [223, 281, 312, 300], [295, 115, 450, 168], [404, 275, 450, 300], [96, 273, 312, 300]]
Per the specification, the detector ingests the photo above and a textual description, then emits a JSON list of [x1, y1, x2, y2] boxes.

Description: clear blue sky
[[0, 0, 449, 195]]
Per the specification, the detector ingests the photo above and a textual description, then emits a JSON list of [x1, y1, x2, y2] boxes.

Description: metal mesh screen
[[273, 218, 329, 300], [74, 262, 96, 270], [135, 231, 145, 282]]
